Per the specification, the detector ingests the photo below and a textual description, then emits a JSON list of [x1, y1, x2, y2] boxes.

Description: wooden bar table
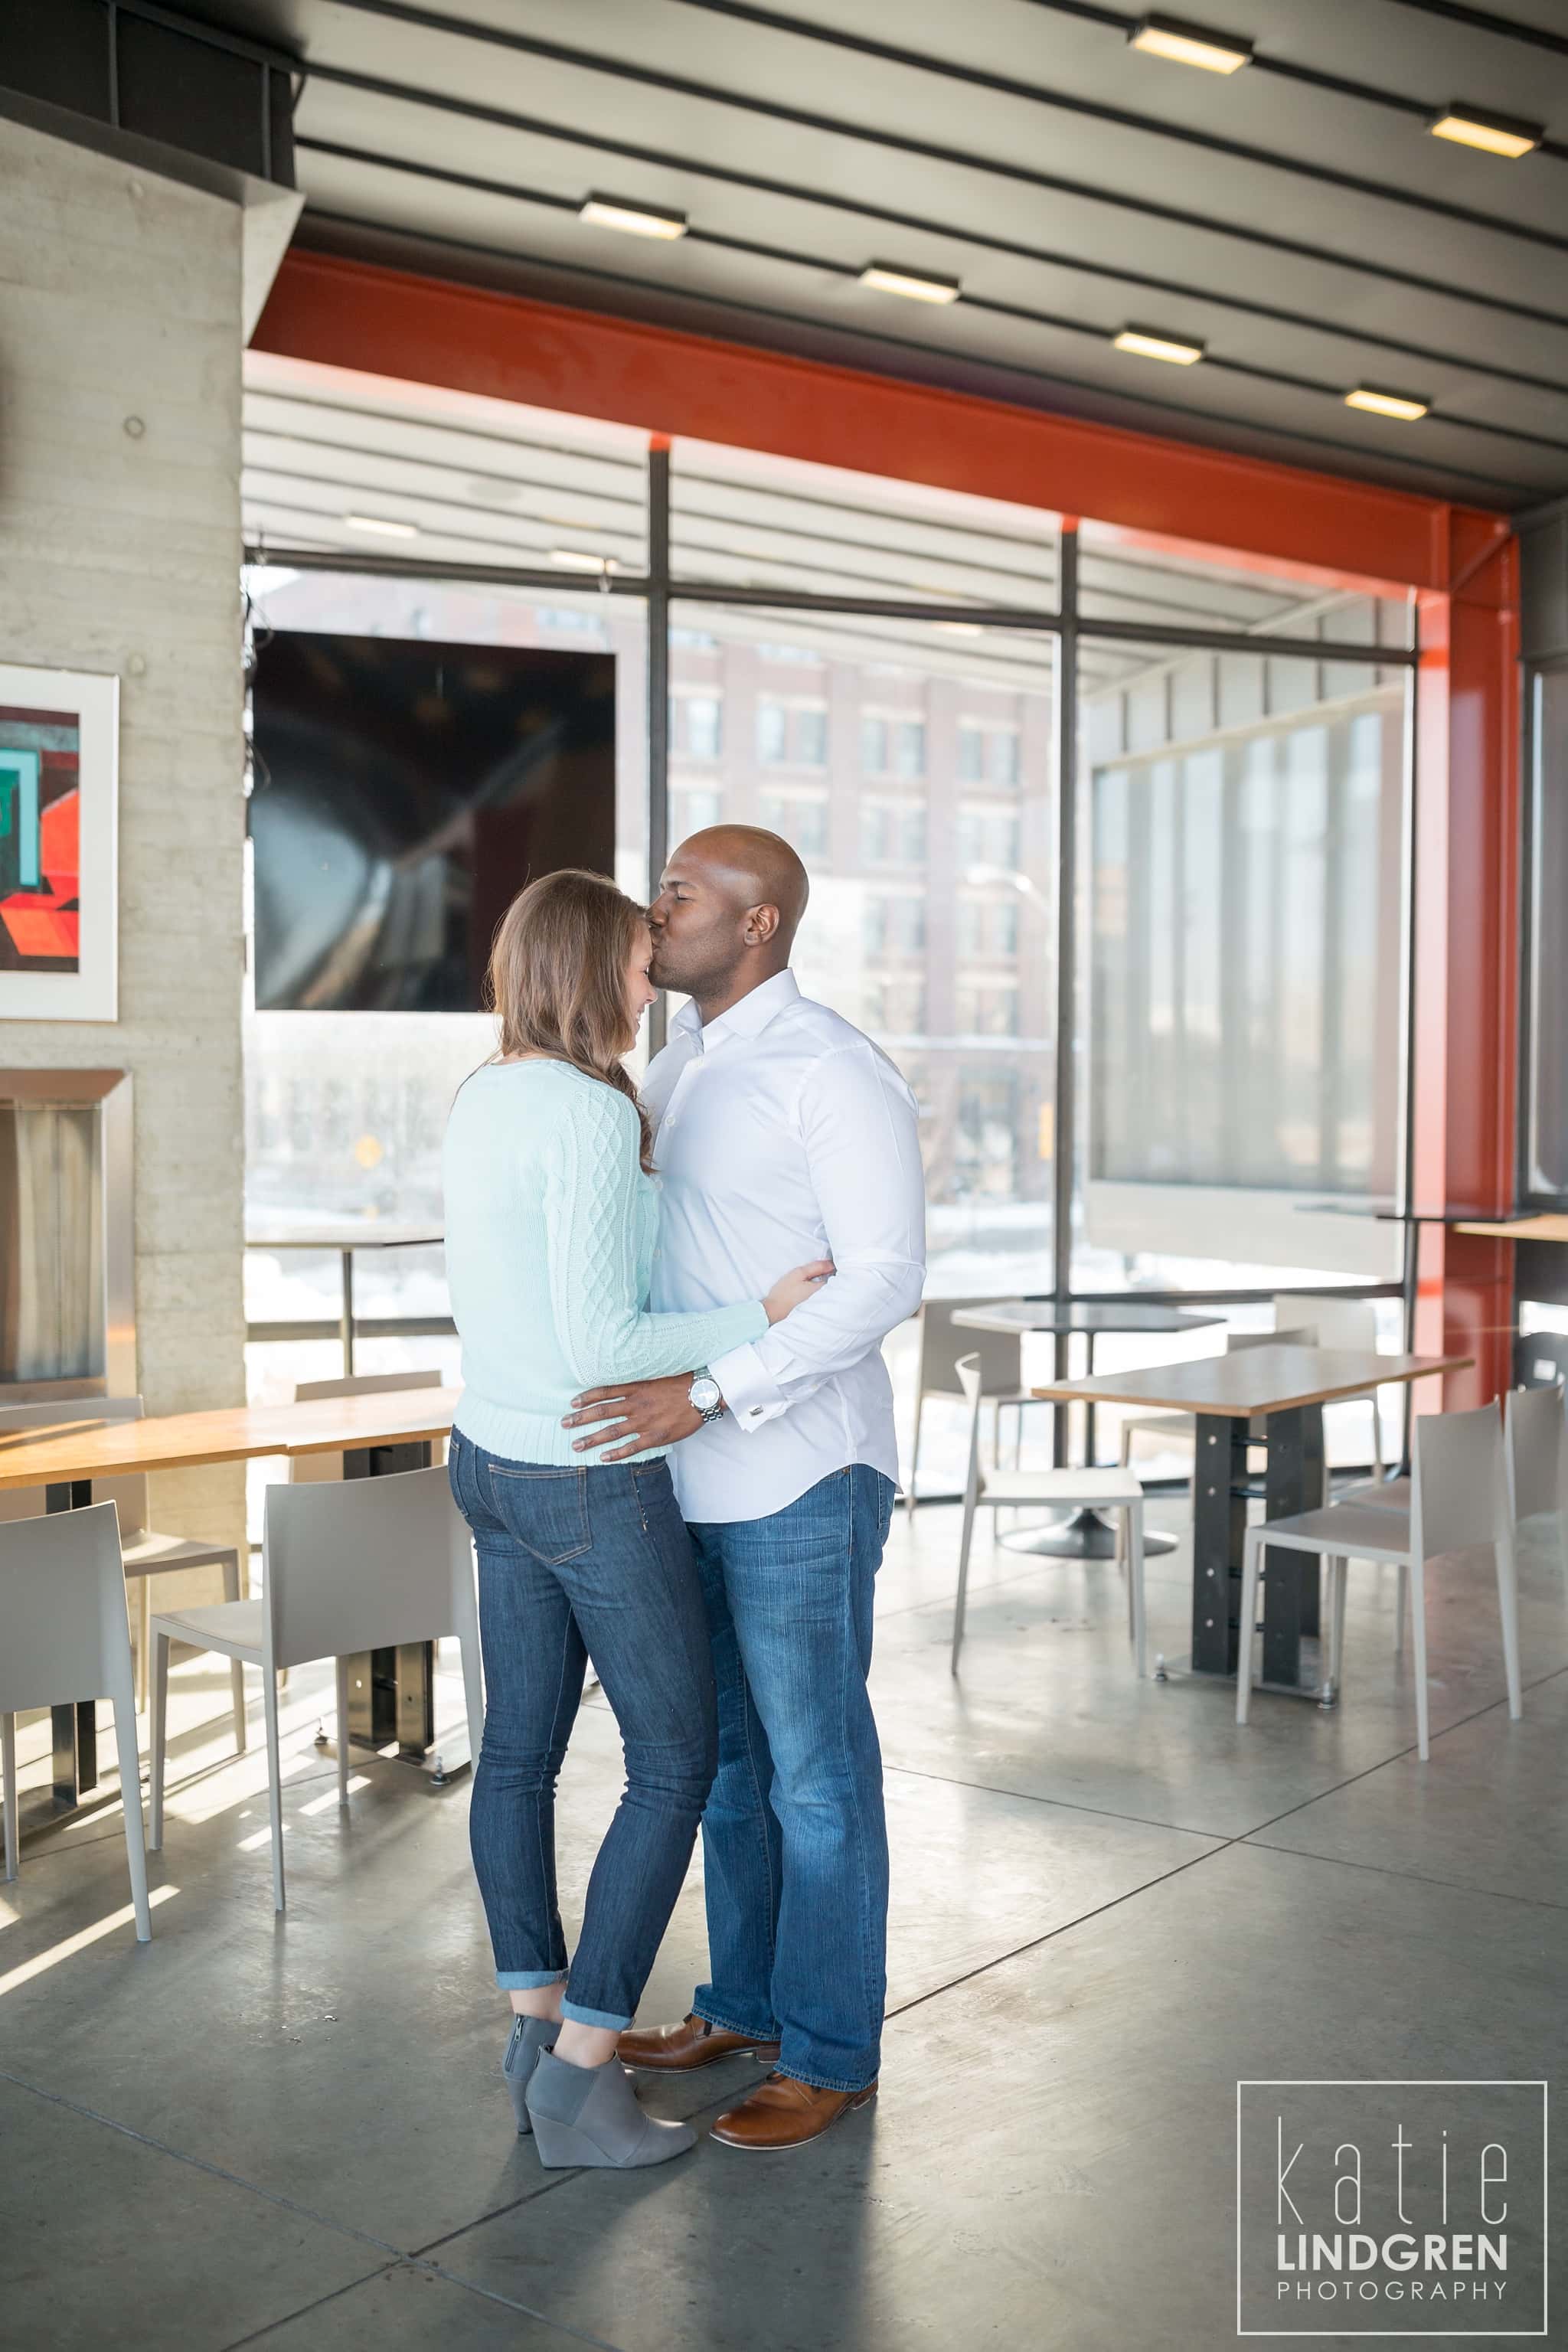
[[1030, 1346, 1470, 1697], [0, 1388, 461, 1837]]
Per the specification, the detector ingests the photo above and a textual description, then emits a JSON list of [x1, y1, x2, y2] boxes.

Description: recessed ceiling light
[[1129, 14, 1253, 74], [549, 548, 612, 573], [1112, 325, 1206, 365], [1344, 385, 1429, 421], [578, 194, 688, 240], [1428, 105, 1542, 159], [343, 514, 419, 537], [858, 263, 962, 305]]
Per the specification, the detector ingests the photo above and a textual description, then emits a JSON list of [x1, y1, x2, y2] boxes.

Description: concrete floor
[[2, 1494, 1564, 2351]]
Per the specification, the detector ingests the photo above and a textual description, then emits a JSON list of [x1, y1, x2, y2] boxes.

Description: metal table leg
[[339, 1246, 355, 1377], [338, 1441, 467, 1782], [1181, 1406, 1326, 1699]]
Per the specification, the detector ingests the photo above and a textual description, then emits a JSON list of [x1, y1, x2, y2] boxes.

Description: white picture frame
[[0, 662, 119, 1021]]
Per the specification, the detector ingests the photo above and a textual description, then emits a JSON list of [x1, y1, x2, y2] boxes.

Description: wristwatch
[[688, 1369, 725, 1426]]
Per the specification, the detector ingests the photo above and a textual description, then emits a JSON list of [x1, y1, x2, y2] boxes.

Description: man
[[562, 825, 926, 2151]]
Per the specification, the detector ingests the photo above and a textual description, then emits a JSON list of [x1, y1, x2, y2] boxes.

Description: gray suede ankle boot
[[525, 2049, 697, 2169], [502, 2015, 558, 2135]]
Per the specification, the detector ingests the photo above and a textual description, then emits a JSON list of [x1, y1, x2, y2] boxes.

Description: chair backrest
[[917, 1301, 1023, 1400], [0, 1396, 148, 1534], [262, 1463, 473, 1670], [292, 1370, 444, 1403], [1413, 1403, 1505, 1562], [1273, 1292, 1377, 1353], [289, 1368, 445, 1483], [1230, 1325, 1318, 1353], [0, 1501, 132, 1711], [1504, 1382, 1565, 1523]]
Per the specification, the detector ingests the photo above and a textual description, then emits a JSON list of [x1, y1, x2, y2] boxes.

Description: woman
[[443, 869, 828, 2172]]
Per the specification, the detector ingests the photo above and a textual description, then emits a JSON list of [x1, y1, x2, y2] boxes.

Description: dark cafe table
[[951, 1299, 1223, 1559], [1030, 1344, 1471, 1697]]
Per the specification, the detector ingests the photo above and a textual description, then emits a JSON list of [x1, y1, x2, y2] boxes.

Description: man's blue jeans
[[686, 1465, 896, 2094]]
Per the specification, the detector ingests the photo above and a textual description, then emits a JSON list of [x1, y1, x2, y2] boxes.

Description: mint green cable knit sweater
[[443, 1058, 767, 1466]]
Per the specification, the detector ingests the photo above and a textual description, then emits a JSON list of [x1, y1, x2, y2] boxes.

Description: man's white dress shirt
[[643, 969, 926, 1524]]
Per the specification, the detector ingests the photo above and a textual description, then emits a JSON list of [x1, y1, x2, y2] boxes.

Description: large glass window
[[669, 599, 1057, 1294], [240, 352, 1421, 1477], [1079, 635, 1407, 1288]]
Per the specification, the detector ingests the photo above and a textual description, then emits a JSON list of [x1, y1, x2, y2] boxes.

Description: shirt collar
[[671, 968, 800, 1053]]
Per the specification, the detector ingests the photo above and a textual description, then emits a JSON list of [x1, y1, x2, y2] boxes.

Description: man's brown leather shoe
[[616, 2012, 781, 2072], [709, 2072, 877, 2151]]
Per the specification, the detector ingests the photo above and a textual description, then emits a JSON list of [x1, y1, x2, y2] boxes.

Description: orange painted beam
[[253, 250, 1501, 595], [1413, 535, 1521, 1408]]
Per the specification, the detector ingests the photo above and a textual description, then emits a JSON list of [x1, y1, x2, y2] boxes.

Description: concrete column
[[0, 116, 249, 1562]]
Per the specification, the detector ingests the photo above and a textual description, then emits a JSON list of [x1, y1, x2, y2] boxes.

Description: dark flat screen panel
[[250, 632, 616, 1011]]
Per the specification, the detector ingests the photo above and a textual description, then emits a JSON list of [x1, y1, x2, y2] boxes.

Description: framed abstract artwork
[[0, 663, 119, 1021]]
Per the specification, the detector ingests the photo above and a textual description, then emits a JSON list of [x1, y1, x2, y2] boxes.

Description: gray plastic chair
[[1236, 1402, 1521, 1760], [906, 1300, 1044, 1512], [1504, 1383, 1568, 1576], [951, 1354, 1147, 1678], [0, 1396, 244, 1729], [0, 1501, 152, 1937], [148, 1463, 482, 1911]]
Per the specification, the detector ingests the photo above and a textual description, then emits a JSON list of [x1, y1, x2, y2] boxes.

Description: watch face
[[690, 1376, 721, 1411]]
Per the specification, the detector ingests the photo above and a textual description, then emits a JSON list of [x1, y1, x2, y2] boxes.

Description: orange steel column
[[1413, 528, 1521, 1409]]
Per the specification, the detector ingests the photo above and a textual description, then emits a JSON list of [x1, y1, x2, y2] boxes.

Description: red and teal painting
[[0, 704, 80, 974]]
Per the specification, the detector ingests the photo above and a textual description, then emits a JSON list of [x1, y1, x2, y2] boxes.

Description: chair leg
[[1127, 1501, 1147, 1679], [1236, 1529, 1263, 1723], [263, 1669, 286, 1913], [334, 1657, 351, 1805], [1328, 1556, 1348, 1697], [222, 1553, 247, 1753], [1369, 1393, 1384, 1484], [458, 1628, 485, 1772], [136, 1577, 152, 1713], [1, 1713, 16, 1884], [110, 1694, 152, 1943], [951, 1491, 980, 1675], [906, 1392, 923, 1516], [149, 1628, 172, 1851], [1409, 1558, 1431, 1762], [1493, 1524, 1524, 1723], [1394, 1561, 1408, 1658]]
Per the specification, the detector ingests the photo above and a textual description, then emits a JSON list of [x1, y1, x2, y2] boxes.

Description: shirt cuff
[[708, 1338, 790, 1432]]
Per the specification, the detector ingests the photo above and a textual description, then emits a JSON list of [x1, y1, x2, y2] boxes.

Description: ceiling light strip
[[1129, 14, 1253, 74]]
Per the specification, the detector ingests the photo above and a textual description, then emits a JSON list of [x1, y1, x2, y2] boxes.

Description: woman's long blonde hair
[[485, 869, 655, 1171]]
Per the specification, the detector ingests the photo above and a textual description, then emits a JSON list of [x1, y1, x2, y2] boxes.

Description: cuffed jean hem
[[496, 1968, 568, 1991], [694, 2002, 780, 2042], [777, 2063, 880, 2095], [561, 1998, 633, 2030]]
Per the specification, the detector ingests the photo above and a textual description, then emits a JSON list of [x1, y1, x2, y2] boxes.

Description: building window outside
[[759, 792, 829, 859], [680, 693, 722, 760], [861, 715, 888, 773], [893, 719, 926, 779], [671, 786, 722, 840], [795, 706, 828, 767], [956, 983, 1021, 1037], [757, 700, 789, 763]]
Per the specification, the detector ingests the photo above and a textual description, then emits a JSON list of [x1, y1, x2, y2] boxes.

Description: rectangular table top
[[245, 1227, 444, 1252], [1030, 1344, 1470, 1418], [0, 1390, 462, 1489], [1455, 1214, 1568, 1243], [952, 1300, 1220, 1338]]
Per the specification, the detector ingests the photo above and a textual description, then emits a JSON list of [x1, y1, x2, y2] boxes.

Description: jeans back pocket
[[486, 1462, 593, 1566]]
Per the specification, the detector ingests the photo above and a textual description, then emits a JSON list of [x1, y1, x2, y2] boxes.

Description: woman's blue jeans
[[687, 1465, 896, 2094], [449, 1430, 717, 2031]]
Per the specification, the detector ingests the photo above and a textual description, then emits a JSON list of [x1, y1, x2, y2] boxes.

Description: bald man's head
[[647, 826, 810, 1011]]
